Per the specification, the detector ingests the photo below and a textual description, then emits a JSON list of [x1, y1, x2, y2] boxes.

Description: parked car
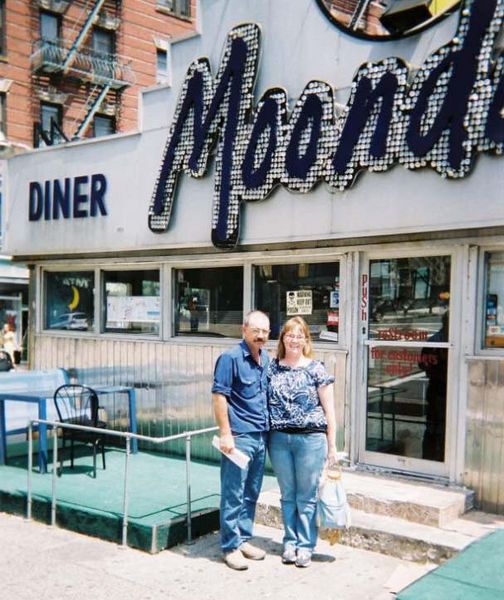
[[49, 312, 89, 330]]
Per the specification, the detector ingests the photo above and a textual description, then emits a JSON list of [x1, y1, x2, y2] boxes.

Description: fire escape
[[30, 0, 135, 147]]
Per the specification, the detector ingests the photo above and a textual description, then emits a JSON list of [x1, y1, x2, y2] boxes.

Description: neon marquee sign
[[149, 0, 504, 249]]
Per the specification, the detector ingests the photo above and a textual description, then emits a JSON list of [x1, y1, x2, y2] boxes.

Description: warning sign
[[286, 290, 313, 316]]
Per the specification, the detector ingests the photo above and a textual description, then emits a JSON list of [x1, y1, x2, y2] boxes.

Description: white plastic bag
[[317, 467, 351, 543]]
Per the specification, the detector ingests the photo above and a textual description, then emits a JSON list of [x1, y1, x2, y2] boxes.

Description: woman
[[268, 316, 337, 568], [2, 323, 17, 365]]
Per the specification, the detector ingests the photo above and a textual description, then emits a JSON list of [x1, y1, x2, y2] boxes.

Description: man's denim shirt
[[212, 340, 269, 434]]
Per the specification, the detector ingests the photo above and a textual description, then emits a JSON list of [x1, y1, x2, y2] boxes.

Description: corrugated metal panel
[[33, 335, 348, 462], [466, 359, 504, 514]]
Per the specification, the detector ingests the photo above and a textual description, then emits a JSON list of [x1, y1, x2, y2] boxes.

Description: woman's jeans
[[269, 431, 327, 551], [220, 431, 267, 553]]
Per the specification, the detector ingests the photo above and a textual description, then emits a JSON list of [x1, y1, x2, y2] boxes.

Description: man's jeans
[[269, 431, 327, 550], [220, 431, 267, 553]]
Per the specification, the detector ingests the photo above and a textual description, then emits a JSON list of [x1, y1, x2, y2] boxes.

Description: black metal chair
[[53, 384, 107, 478]]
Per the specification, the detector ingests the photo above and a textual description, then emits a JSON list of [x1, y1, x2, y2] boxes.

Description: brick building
[[0, 0, 197, 155]]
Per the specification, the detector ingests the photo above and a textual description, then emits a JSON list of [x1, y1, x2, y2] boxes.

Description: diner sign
[[149, 0, 504, 249]]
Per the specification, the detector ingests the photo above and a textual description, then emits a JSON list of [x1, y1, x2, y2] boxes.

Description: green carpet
[[397, 529, 504, 599], [0, 443, 277, 553]]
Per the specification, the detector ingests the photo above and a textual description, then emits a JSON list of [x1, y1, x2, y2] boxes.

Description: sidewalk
[[0, 512, 430, 600]]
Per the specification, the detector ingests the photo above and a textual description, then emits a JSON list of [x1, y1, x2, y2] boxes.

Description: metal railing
[[26, 420, 218, 548], [30, 39, 135, 89]]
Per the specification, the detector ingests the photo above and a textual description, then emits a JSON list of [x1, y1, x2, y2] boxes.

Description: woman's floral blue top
[[268, 358, 335, 431]]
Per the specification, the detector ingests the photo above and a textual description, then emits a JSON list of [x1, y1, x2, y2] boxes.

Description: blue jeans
[[220, 432, 267, 553], [269, 431, 327, 551]]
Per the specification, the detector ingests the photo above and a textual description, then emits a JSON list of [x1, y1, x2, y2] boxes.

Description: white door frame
[[352, 244, 464, 480]]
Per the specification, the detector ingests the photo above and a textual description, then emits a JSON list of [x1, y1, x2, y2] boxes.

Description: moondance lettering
[[149, 0, 504, 249]]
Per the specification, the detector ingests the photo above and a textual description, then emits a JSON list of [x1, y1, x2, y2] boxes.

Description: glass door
[[359, 254, 452, 476]]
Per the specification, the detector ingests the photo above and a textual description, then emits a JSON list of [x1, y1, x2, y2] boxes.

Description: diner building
[[3, 0, 504, 513]]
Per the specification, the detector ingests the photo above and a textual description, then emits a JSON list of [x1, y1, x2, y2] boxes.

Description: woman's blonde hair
[[277, 316, 314, 360]]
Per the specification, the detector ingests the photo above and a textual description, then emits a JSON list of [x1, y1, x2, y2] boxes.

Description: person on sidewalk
[[268, 316, 337, 568], [212, 310, 271, 570]]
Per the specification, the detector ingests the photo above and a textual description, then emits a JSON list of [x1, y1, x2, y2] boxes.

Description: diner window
[[482, 251, 504, 349], [45, 271, 95, 331], [175, 267, 243, 337], [368, 256, 451, 340], [103, 270, 160, 335], [254, 262, 340, 341]]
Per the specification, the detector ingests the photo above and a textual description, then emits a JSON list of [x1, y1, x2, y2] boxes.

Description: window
[[92, 28, 116, 79], [45, 271, 95, 331], [103, 270, 160, 335], [483, 251, 504, 348], [254, 262, 340, 341], [40, 11, 60, 41], [37, 102, 64, 147], [0, 1, 6, 55], [368, 256, 451, 339], [93, 114, 115, 137], [92, 27, 115, 55], [174, 267, 243, 337], [157, 0, 191, 18], [0, 92, 6, 138], [156, 48, 170, 84]]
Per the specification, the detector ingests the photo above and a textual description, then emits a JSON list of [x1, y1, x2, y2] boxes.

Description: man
[[212, 310, 270, 570]]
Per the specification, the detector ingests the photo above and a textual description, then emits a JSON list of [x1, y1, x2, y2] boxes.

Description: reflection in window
[[175, 267, 243, 337], [368, 256, 451, 341], [483, 251, 504, 348], [367, 338, 448, 462], [45, 271, 94, 331], [104, 270, 160, 334], [254, 262, 340, 341]]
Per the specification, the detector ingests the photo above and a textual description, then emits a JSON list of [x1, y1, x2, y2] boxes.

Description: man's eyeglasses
[[284, 334, 306, 341], [250, 327, 270, 336]]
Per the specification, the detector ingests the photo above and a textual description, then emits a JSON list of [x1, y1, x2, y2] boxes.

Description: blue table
[[0, 384, 138, 473]]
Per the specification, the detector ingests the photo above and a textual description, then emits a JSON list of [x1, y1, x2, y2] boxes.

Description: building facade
[[0, 0, 197, 358], [4, 0, 504, 513]]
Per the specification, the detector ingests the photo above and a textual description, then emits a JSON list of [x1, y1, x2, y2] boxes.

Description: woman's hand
[[327, 444, 338, 466]]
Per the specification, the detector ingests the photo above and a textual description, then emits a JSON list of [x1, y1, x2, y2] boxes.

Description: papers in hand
[[212, 435, 250, 469]]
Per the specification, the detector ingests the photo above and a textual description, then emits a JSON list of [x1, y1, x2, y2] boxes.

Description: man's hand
[[219, 433, 235, 454]]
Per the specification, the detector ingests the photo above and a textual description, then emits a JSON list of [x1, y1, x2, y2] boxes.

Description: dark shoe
[[295, 549, 312, 568], [240, 541, 266, 560], [223, 549, 249, 570], [281, 546, 297, 564]]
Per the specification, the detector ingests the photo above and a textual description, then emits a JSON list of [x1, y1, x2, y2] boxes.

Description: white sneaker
[[295, 549, 312, 568], [282, 546, 297, 564]]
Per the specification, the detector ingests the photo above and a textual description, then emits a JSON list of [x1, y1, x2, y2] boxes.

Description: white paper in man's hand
[[212, 435, 250, 469]]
